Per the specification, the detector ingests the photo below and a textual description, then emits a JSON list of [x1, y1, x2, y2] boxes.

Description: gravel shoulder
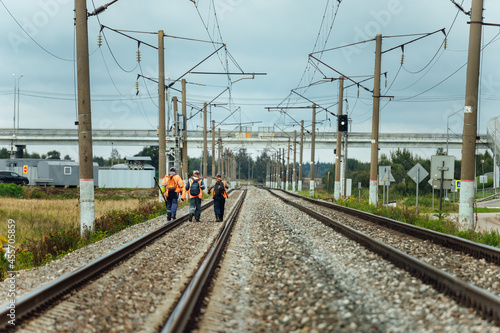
[[274, 190, 500, 296], [8, 192, 242, 332], [196, 187, 499, 332]]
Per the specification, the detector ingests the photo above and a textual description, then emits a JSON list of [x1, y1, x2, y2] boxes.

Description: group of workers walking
[[161, 167, 229, 223]]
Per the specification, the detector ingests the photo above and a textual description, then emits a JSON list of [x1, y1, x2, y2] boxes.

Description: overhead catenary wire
[[0, 0, 74, 62]]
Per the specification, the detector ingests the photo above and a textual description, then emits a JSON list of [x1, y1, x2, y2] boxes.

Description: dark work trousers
[[189, 197, 202, 221], [213, 195, 226, 218], [166, 192, 178, 220]]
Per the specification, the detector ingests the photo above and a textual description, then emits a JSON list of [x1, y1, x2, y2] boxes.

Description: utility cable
[[0, 0, 73, 61]]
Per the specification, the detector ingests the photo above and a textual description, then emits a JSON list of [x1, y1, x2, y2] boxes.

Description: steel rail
[[278, 189, 500, 264], [161, 190, 247, 333], [0, 193, 224, 329], [267, 189, 500, 323]]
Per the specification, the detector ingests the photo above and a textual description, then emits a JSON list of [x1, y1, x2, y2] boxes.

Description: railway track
[[2, 187, 499, 331], [267, 188, 500, 324], [0, 190, 244, 332]]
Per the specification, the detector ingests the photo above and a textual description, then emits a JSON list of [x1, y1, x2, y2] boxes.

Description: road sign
[[379, 166, 394, 186], [480, 175, 488, 184], [430, 155, 455, 180], [23, 165, 28, 174], [407, 163, 428, 184], [431, 180, 452, 190], [456, 180, 461, 190], [450, 180, 457, 193]]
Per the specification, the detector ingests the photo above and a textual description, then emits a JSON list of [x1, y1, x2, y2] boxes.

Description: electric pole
[[281, 147, 285, 189], [299, 120, 304, 191], [292, 130, 297, 191], [182, 79, 188, 179], [459, 0, 484, 230], [310, 104, 316, 196], [335, 76, 344, 200], [267, 161, 270, 187], [369, 34, 382, 206], [212, 120, 216, 179], [173, 97, 180, 172], [75, 0, 95, 235], [218, 128, 222, 175], [286, 138, 290, 191], [203, 102, 208, 191], [158, 30, 166, 182]]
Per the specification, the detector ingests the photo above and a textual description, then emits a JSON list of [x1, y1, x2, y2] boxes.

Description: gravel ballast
[[12, 192, 243, 332], [273, 189, 500, 296], [196, 187, 499, 332]]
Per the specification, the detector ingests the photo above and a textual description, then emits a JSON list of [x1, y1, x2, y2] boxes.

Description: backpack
[[190, 178, 201, 196], [214, 180, 225, 196]]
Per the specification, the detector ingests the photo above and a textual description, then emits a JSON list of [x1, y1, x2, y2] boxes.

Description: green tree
[[64, 154, 72, 160], [135, 146, 159, 169], [0, 148, 10, 158], [29, 152, 41, 159], [93, 156, 107, 166], [47, 150, 61, 160]]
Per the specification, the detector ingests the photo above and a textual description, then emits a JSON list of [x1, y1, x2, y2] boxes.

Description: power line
[[0, 0, 73, 62], [448, 0, 471, 16]]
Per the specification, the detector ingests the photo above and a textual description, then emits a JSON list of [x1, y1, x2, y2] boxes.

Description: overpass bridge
[[0, 128, 492, 150]]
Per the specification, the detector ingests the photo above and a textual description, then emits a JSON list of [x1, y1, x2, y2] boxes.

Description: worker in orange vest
[[182, 170, 206, 222], [208, 173, 229, 222], [161, 167, 185, 221]]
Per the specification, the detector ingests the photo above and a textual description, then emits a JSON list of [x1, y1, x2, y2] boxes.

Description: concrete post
[[335, 76, 344, 200], [369, 34, 382, 206], [75, 0, 95, 235], [203, 102, 208, 192], [182, 79, 188, 180], [310, 105, 316, 196], [299, 120, 304, 191], [292, 130, 297, 191], [459, 0, 484, 230]]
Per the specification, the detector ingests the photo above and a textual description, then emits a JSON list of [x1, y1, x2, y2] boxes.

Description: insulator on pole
[[357, 84, 360, 98], [400, 45, 405, 65], [384, 73, 388, 88], [97, 34, 103, 47], [444, 37, 448, 50], [136, 49, 141, 62]]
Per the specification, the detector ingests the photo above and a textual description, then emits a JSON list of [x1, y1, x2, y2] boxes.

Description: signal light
[[338, 114, 348, 132]]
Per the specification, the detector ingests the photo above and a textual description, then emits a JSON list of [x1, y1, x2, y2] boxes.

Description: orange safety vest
[[161, 174, 184, 193]]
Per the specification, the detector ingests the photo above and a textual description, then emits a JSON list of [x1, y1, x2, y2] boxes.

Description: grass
[[303, 189, 500, 249], [0, 185, 171, 279], [0, 185, 211, 279], [0, 198, 157, 245]]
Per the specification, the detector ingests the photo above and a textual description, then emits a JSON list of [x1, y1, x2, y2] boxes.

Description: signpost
[[480, 175, 488, 198], [431, 155, 455, 211], [379, 166, 395, 205], [408, 163, 428, 214]]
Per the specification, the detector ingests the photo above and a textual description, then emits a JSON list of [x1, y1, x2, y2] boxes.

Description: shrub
[[17, 201, 167, 269], [0, 183, 23, 198]]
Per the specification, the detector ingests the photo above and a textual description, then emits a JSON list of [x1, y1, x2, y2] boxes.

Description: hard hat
[[216, 173, 222, 177], [170, 167, 176, 172], [193, 170, 200, 174]]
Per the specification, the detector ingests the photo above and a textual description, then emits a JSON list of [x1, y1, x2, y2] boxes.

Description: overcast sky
[[1, 0, 499, 163]]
